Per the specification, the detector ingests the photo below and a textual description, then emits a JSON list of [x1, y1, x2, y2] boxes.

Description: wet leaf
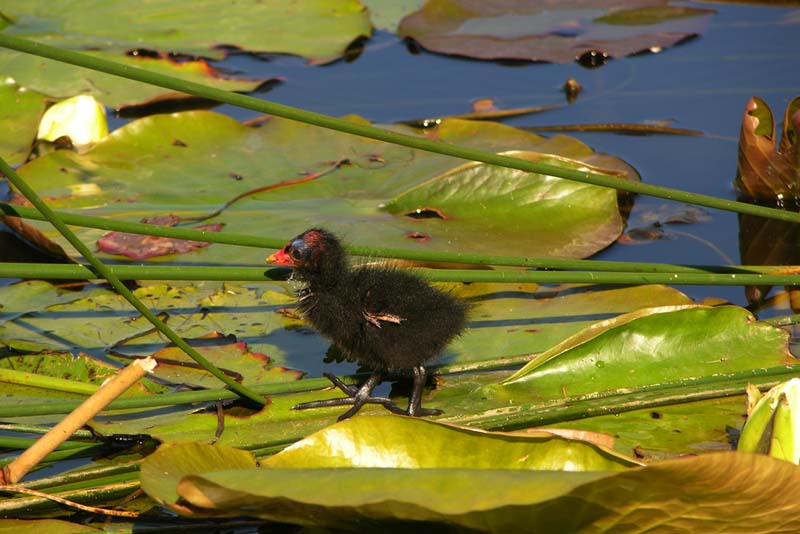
[[261, 416, 637, 470], [0, 280, 75, 324], [97, 216, 224, 259], [0, 213, 73, 262], [449, 283, 692, 363], [0, 283, 267, 355], [0, 351, 159, 398], [735, 96, 800, 199], [147, 334, 302, 389], [140, 432, 800, 533], [0, 79, 49, 165], [140, 441, 257, 511], [362, 0, 426, 33], [1, 352, 116, 387], [15, 111, 637, 262], [0, 518, 101, 533], [0, 1, 370, 105], [398, 0, 714, 64], [384, 148, 633, 258], [0, 48, 273, 110], [503, 305, 792, 392], [549, 396, 748, 461]]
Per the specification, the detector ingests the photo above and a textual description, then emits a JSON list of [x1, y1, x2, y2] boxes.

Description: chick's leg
[[407, 365, 443, 417]]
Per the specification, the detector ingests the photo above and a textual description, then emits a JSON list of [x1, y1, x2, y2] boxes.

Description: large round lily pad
[[13, 111, 638, 262], [398, 0, 714, 64], [0, 0, 371, 106]]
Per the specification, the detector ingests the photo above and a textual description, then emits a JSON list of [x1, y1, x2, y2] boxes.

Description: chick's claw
[[362, 310, 404, 328], [292, 371, 407, 420]]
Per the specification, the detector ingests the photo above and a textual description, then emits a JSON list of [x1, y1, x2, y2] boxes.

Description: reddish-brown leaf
[[97, 216, 224, 259], [735, 96, 800, 200]]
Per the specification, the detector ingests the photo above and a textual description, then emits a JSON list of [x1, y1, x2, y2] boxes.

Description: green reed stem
[[0, 262, 797, 286], [0, 34, 797, 224], [1, 202, 791, 274]]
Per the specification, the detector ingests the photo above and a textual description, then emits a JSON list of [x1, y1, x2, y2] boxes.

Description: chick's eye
[[288, 239, 310, 261]]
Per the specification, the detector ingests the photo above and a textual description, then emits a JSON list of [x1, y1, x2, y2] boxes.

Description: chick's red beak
[[266, 247, 294, 266]]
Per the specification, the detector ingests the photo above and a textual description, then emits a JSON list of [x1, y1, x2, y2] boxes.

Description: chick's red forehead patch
[[300, 229, 326, 247]]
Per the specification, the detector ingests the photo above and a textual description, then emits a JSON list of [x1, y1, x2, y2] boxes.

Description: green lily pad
[[139, 425, 800, 533], [550, 396, 748, 461], [0, 79, 48, 165], [450, 282, 692, 363], [1, 0, 370, 62], [0, 1, 371, 105], [14, 111, 637, 262], [383, 150, 624, 258], [0, 282, 298, 362], [140, 416, 634, 513], [262, 415, 637, 470], [502, 305, 792, 396], [140, 441, 257, 511], [361, 0, 426, 32], [0, 280, 76, 325], [0, 518, 101, 533], [146, 333, 302, 389], [0, 48, 272, 109], [398, 0, 714, 64]]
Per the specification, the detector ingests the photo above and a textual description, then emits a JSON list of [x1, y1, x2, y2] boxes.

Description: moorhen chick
[[267, 228, 468, 420]]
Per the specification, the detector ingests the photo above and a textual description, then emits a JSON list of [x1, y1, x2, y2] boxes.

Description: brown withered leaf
[[0, 213, 74, 263], [97, 215, 224, 260], [735, 96, 800, 200]]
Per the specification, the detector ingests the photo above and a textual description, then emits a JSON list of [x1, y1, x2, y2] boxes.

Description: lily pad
[[383, 150, 625, 258], [398, 0, 714, 64], [550, 396, 748, 461], [262, 415, 637, 470], [140, 441, 257, 513], [0, 0, 370, 62], [361, 0, 426, 32], [0, 351, 158, 397], [449, 282, 692, 363], [0, 48, 273, 109], [0, 1, 371, 106], [0, 78, 48, 165], [97, 216, 224, 259], [502, 305, 793, 395], [146, 334, 302, 389], [13, 111, 637, 262], [0, 280, 76, 324], [139, 424, 800, 533], [0, 518, 100, 533]]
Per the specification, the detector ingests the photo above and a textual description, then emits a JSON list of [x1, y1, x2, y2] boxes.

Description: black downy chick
[[267, 228, 468, 420]]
